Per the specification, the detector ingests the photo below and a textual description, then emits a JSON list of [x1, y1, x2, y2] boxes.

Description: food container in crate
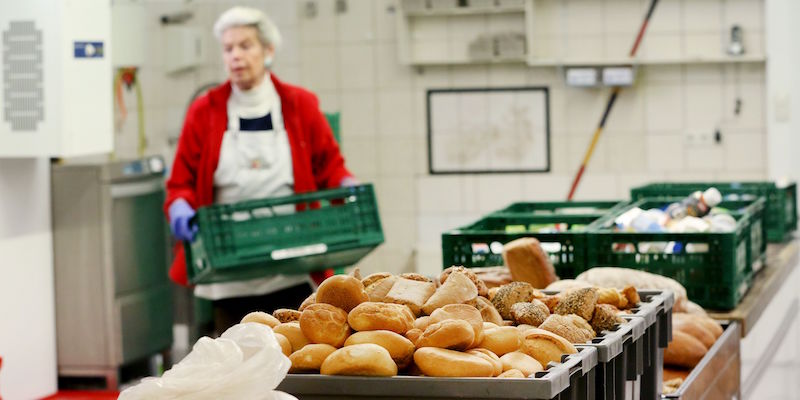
[[631, 181, 797, 242], [585, 198, 766, 310], [442, 201, 624, 279], [185, 184, 384, 284], [623, 290, 676, 399], [278, 346, 598, 400], [661, 322, 740, 400]]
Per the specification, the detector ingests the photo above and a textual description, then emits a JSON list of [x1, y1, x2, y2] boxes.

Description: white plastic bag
[[119, 323, 296, 400]]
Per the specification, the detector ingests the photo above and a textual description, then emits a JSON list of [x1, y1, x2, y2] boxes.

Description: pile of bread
[[662, 312, 724, 394], [240, 265, 640, 379]]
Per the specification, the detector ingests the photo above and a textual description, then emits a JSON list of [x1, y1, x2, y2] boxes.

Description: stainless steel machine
[[51, 156, 173, 388]]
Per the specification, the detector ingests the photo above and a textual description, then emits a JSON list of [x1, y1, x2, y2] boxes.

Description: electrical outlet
[[685, 131, 715, 146]]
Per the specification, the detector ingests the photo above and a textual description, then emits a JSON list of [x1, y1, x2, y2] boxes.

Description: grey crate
[[623, 290, 675, 399]]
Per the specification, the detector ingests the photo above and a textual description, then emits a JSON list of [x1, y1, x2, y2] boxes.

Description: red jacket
[[165, 74, 352, 286]]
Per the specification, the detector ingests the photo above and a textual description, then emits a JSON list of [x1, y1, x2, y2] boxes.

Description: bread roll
[[663, 367, 691, 382], [274, 333, 292, 356], [554, 287, 598, 321], [472, 266, 513, 289], [422, 272, 479, 315], [429, 304, 484, 348], [416, 319, 475, 350], [492, 282, 537, 320], [478, 326, 521, 356], [545, 279, 592, 292], [273, 322, 310, 352], [516, 324, 535, 333], [539, 314, 595, 344], [475, 296, 504, 325], [520, 328, 578, 366], [596, 288, 624, 309], [384, 278, 436, 316], [575, 267, 687, 312], [511, 300, 549, 327], [405, 328, 423, 344], [674, 313, 723, 339], [289, 343, 337, 373], [488, 287, 500, 301], [348, 302, 415, 334], [673, 317, 716, 349], [414, 316, 432, 331], [400, 273, 434, 283], [362, 272, 393, 288], [299, 303, 351, 347], [440, 266, 489, 297], [273, 309, 301, 323], [590, 304, 624, 333], [241, 311, 280, 328], [540, 295, 561, 313], [316, 275, 369, 313], [365, 275, 397, 303], [321, 343, 398, 377], [467, 348, 503, 376], [500, 351, 543, 376], [299, 292, 316, 312], [413, 347, 495, 377], [483, 322, 499, 330], [664, 331, 707, 368], [345, 330, 415, 368], [502, 237, 558, 288], [498, 369, 526, 378], [621, 286, 640, 307]]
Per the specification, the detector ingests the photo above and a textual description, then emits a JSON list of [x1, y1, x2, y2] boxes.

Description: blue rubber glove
[[339, 176, 359, 187], [169, 198, 198, 241]]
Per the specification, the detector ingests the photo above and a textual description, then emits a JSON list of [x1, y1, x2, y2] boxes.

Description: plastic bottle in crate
[[666, 187, 722, 219]]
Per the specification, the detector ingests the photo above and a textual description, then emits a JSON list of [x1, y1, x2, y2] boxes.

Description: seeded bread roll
[[289, 344, 337, 373], [590, 304, 624, 333], [345, 330, 416, 368], [416, 319, 475, 351], [348, 302, 415, 334], [273, 309, 301, 323], [510, 300, 550, 327], [299, 303, 351, 347], [241, 311, 280, 328], [500, 351, 543, 376], [413, 347, 495, 378], [400, 273, 434, 283], [440, 266, 489, 297], [492, 282, 537, 320], [554, 287, 598, 321], [539, 314, 595, 344], [321, 344, 398, 377], [520, 328, 578, 367], [316, 275, 369, 313]]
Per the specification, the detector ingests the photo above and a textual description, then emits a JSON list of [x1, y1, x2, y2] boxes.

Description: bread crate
[[185, 184, 384, 284], [442, 201, 624, 279], [631, 181, 797, 242], [585, 198, 766, 310], [623, 290, 676, 399]]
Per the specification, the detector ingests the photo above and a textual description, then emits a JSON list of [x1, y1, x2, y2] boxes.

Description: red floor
[[41, 391, 119, 400]]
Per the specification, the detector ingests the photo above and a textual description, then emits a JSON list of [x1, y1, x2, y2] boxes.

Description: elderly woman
[[165, 7, 355, 332]]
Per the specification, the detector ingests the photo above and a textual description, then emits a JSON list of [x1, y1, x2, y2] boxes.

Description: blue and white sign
[[73, 41, 104, 58]]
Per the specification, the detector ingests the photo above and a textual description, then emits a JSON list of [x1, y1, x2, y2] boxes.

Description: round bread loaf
[[416, 319, 474, 350], [316, 275, 369, 312], [273, 322, 310, 352], [273, 309, 302, 323], [348, 302, 415, 334], [511, 300, 549, 327], [478, 326, 521, 356], [320, 343, 398, 377], [429, 304, 484, 348], [475, 296, 504, 325], [500, 351, 543, 376], [289, 343, 337, 373], [539, 314, 595, 344], [413, 347, 495, 377], [467, 348, 503, 376], [520, 328, 578, 367], [274, 333, 292, 356], [299, 303, 351, 347], [492, 282, 536, 320], [345, 330, 416, 368], [241, 311, 280, 328], [498, 369, 525, 378]]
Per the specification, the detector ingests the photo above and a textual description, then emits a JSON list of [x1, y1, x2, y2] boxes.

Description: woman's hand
[[169, 198, 198, 241]]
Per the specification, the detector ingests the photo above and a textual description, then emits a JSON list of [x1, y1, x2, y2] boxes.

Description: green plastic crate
[[186, 184, 384, 284], [585, 197, 767, 310], [441, 201, 624, 279], [631, 181, 797, 242]]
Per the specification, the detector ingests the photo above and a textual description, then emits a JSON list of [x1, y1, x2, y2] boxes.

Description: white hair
[[213, 6, 282, 50]]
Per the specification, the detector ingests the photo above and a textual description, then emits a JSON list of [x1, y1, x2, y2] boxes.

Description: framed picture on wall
[[427, 87, 550, 174]]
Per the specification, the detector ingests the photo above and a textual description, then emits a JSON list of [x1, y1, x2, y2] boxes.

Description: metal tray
[[661, 322, 740, 400], [277, 347, 598, 400]]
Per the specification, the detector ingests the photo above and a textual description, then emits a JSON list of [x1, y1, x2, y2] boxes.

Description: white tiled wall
[[126, 0, 767, 276]]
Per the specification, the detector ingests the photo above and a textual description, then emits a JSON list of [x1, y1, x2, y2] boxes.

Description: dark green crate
[[631, 181, 797, 242], [442, 201, 624, 279], [185, 184, 384, 284], [585, 197, 767, 310]]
